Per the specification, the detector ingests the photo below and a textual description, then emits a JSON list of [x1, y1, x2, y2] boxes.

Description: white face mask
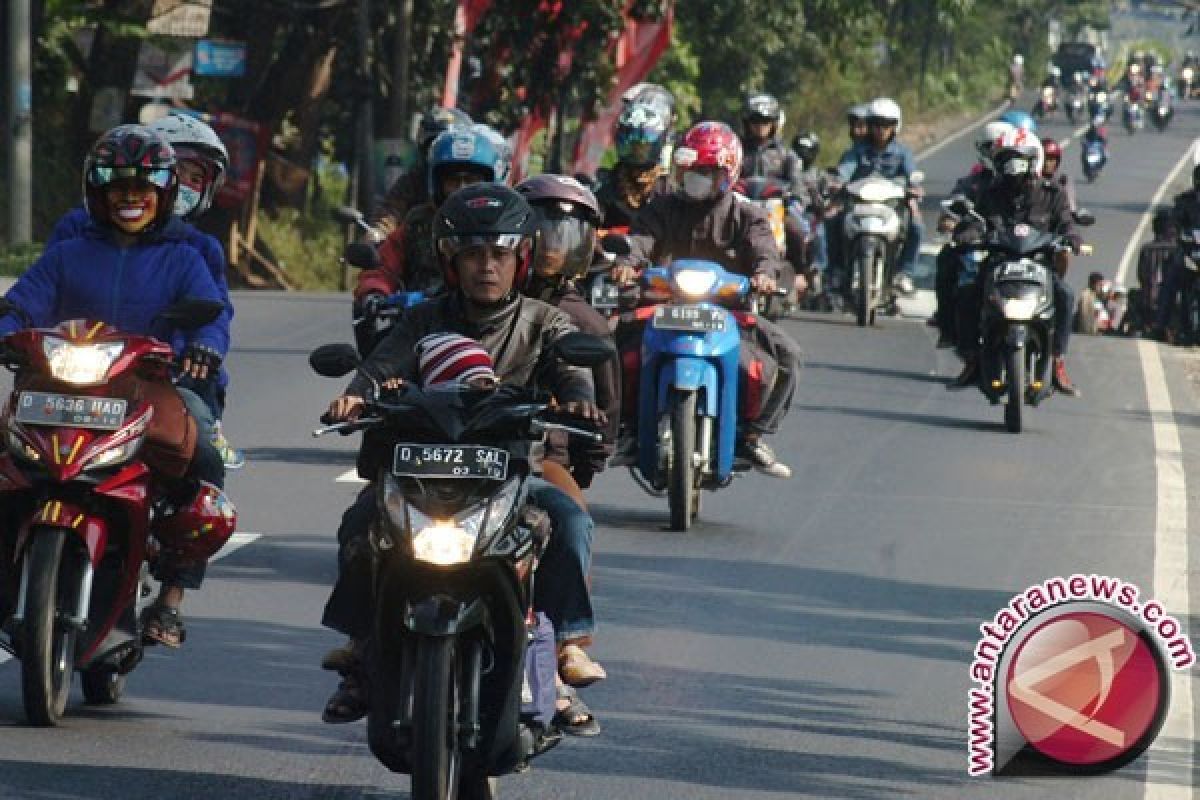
[[174, 185, 203, 218], [682, 171, 716, 202]]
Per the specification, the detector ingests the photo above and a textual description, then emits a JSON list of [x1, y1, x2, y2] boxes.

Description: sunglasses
[[87, 166, 173, 190]]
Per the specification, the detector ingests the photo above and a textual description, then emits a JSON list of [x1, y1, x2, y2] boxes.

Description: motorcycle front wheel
[[855, 239, 880, 327], [1004, 347, 1024, 434], [411, 635, 463, 800], [20, 528, 81, 726], [667, 390, 699, 531]]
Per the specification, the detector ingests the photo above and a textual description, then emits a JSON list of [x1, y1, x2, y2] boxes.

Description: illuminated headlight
[[85, 436, 142, 471], [397, 476, 523, 566], [856, 181, 898, 204], [674, 269, 718, 298], [43, 338, 123, 386], [1185, 68, 1194, 81], [6, 429, 40, 462], [1042, 87, 1054, 99], [411, 523, 477, 566], [1096, 92, 1107, 103], [998, 293, 1040, 320]]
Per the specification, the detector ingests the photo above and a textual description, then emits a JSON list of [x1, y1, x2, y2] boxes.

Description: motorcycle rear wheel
[[1004, 348, 1024, 434], [411, 635, 463, 800], [668, 391, 698, 531], [20, 528, 80, 726]]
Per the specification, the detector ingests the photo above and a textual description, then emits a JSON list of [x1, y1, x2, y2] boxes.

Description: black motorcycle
[[310, 334, 611, 800]]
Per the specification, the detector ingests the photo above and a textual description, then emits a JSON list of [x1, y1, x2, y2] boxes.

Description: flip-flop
[[140, 603, 186, 649], [322, 675, 368, 724], [553, 685, 601, 737]]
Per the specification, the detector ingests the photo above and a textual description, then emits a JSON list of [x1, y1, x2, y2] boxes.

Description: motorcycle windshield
[[846, 173, 906, 203]]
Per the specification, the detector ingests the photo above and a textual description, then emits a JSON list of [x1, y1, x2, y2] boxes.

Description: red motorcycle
[[0, 300, 236, 726]]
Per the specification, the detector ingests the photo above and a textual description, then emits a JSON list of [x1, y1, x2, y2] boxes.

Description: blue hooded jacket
[[836, 139, 918, 184], [0, 217, 224, 352], [48, 206, 233, 356]]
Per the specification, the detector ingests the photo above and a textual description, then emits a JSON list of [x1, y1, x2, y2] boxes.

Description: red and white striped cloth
[[415, 333, 496, 388]]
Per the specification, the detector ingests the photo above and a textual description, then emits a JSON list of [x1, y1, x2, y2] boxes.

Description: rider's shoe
[[892, 272, 915, 295], [1052, 357, 1081, 397], [735, 437, 792, 479], [213, 422, 245, 470], [947, 357, 978, 390]]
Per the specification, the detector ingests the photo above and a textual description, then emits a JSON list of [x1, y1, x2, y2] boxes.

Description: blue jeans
[[528, 480, 595, 643], [896, 216, 924, 275]]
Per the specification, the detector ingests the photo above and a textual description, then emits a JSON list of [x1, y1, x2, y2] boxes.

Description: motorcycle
[[1081, 134, 1108, 183], [0, 299, 236, 725], [735, 176, 797, 319], [1181, 64, 1198, 99], [1175, 229, 1200, 342], [1146, 88, 1173, 131], [1123, 92, 1145, 133], [1088, 88, 1113, 121], [1032, 84, 1059, 119], [950, 201, 1094, 433], [840, 170, 923, 326], [309, 334, 610, 799]]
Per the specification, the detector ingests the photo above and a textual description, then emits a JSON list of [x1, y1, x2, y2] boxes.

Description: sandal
[[140, 603, 186, 649], [558, 643, 606, 688], [553, 685, 600, 737], [322, 673, 368, 724]]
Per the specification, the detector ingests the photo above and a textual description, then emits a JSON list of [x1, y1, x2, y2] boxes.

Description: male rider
[[1155, 166, 1200, 343], [370, 105, 472, 233]]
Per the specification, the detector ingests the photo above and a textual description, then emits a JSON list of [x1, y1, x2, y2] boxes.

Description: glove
[[181, 343, 222, 382], [355, 292, 387, 319]]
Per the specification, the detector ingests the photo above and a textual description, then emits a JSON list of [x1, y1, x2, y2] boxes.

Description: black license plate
[[652, 305, 725, 333], [15, 391, 127, 430], [392, 444, 509, 480]]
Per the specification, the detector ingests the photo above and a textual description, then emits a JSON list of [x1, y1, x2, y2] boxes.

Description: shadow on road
[[241, 447, 357, 466], [806, 360, 950, 384], [797, 403, 1001, 432]]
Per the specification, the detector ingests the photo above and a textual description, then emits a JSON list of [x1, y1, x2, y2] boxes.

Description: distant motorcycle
[[839, 170, 923, 326], [1180, 64, 1198, 99], [1146, 88, 1173, 131], [1032, 83, 1059, 119], [1081, 133, 1108, 183], [1123, 92, 1145, 133], [1088, 88, 1113, 121], [735, 176, 797, 319]]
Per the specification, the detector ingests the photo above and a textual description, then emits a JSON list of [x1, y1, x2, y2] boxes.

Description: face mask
[[682, 171, 716, 202], [174, 185, 202, 217], [1000, 157, 1030, 177]]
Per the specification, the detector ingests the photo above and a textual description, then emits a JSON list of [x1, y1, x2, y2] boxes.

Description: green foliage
[[0, 244, 43, 278], [254, 161, 350, 290]]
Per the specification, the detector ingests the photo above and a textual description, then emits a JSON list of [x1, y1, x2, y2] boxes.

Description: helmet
[[1048, 64, 1062, 77], [999, 109, 1038, 133], [427, 127, 507, 205], [622, 82, 676, 123], [83, 124, 179, 232], [792, 130, 820, 167], [743, 93, 782, 127], [847, 103, 870, 124], [515, 174, 601, 284], [992, 127, 1044, 179], [674, 121, 743, 196], [148, 112, 229, 220], [418, 105, 473, 151], [976, 120, 1015, 166], [867, 97, 903, 132], [154, 482, 237, 564], [471, 124, 513, 184], [615, 101, 671, 168], [1040, 136, 1063, 171], [433, 183, 536, 289], [1013, 54, 1024, 66]]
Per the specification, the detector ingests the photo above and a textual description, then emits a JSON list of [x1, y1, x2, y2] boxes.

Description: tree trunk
[[387, 0, 414, 138]]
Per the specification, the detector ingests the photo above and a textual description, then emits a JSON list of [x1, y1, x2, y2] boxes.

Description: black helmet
[[418, 106, 473, 151], [1192, 164, 1200, 189], [1152, 208, 1174, 237], [743, 93, 782, 128], [792, 130, 820, 167], [516, 174, 601, 285], [434, 184, 536, 288], [83, 124, 179, 233]]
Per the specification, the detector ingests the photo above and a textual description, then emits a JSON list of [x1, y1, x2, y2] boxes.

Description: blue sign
[[194, 40, 246, 78]]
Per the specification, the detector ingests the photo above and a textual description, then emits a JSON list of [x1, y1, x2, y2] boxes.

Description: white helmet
[[149, 112, 229, 220], [1013, 54, 1024, 66], [992, 127, 1044, 178], [867, 96, 903, 132], [976, 120, 1016, 167]]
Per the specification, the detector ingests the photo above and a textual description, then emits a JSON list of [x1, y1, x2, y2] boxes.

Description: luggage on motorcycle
[[738, 339, 777, 422], [520, 612, 558, 729]]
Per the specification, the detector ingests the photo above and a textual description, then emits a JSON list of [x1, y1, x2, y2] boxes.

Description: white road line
[[1139, 339, 1195, 800], [0, 531, 264, 666], [1116, 141, 1198, 286], [915, 102, 1008, 162], [336, 468, 366, 484]]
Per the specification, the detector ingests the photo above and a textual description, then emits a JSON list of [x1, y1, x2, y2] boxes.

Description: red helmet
[[1040, 137, 1063, 173], [154, 482, 237, 564], [83, 124, 179, 232], [674, 121, 743, 194]]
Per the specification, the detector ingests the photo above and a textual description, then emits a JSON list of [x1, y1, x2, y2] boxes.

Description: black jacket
[[964, 177, 1075, 242], [741, 138, 804, 196]]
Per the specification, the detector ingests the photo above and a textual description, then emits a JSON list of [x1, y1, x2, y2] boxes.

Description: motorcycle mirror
[[600, 233, 632, 257], [909, 170, 925, 186], [309, 343, 362, 378], [551, 332, 617, 369], [1073, 209, 1096, 227], [331, 205, 366, 226], [942, 195, 974, 217], [344, 242, 381, 269], [157, 298, 224, 330]]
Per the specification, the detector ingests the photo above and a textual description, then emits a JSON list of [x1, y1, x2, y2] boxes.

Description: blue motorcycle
[[1081, 136, 1107, 183], [632, 259, 755, 530]]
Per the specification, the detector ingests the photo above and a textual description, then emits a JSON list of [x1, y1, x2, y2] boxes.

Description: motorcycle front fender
[[1006, 325, 1028, 350], [656, 358, 719, 417], [404, 594, 491, 637]]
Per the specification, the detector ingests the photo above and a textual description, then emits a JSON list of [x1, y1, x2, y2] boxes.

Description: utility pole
[[389, 0, 413, 138], [7, 0, 32, 244]]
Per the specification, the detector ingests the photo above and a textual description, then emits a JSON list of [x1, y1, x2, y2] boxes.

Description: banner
[[207, 113, 270, 207], [194, 39, 247, 77], [131, 39, 195, 100], [147, 0, 212, 37]]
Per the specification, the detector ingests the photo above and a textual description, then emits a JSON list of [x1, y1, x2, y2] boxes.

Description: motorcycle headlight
[[85, 436, 142, 471], [996, 293, 1040, 321], [401, 476, 523, 566], [1096, 92, 1107, 103], [1185, 68, 1194, 80], [1042, 87, 1054, 98], [673, 269, 718, 298], [856, 181, 898, 204], [42, 337, 124, 386]]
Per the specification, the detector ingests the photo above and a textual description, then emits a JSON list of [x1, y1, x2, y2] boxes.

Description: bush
[[0, 244, 43, 277]]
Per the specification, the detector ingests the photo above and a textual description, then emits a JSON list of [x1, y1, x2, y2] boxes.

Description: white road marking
[[915, 102, 1008, 162], [336, 468, 366, 484], [1139, 340, 1195, 800], [0, 531, 264, 666], [1116, 140, 1198, 286]]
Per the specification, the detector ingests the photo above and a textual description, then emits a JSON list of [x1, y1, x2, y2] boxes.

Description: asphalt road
[[1, 101, 1199, 799]]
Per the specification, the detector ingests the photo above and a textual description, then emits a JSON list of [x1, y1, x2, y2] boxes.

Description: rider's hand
[[750, 273, 778, 294], [180, 343, 222, 382], [611, 263, 640, 286], [553, 398, 608, 426], [327, 394, 366, 423], [356, 292, 387, 319]]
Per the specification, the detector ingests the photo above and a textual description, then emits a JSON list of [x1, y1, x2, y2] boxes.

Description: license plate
[[15, 391, 127, 430], [652, 305, 724, 333], [392, 444, 509, 480], [590, 283, 619, 310]]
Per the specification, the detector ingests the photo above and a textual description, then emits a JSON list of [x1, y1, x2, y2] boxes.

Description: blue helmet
[[427, 127, 508, 205], [999, 110, 1038, 134]]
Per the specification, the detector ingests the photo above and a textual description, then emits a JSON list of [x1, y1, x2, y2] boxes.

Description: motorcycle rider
[[1039, 136, 1077, 211], [833, 96, 924, 294], [353, 125, 510, 351], [610, 121, 803, 478], [0, 125, 228, 648], [1155, 166, 1200, 343], [948, 131, 1080, 395], [370, 105, 472, 232], [515, 173, 621, 490], [1136, 209, 1175, 336], [593, 100, 673, 229], [792, 130, 831, 277], [320, 184, 608, 724], [845, 104, 870, 151], [1008, 53, 1025, 101]]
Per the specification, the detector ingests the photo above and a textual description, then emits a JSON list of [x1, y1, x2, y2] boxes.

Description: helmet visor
[[88, 165, 173, 190], [532, 207, 596, 280], [616, 129, 662, 165], [438, 233, 527, 260]]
